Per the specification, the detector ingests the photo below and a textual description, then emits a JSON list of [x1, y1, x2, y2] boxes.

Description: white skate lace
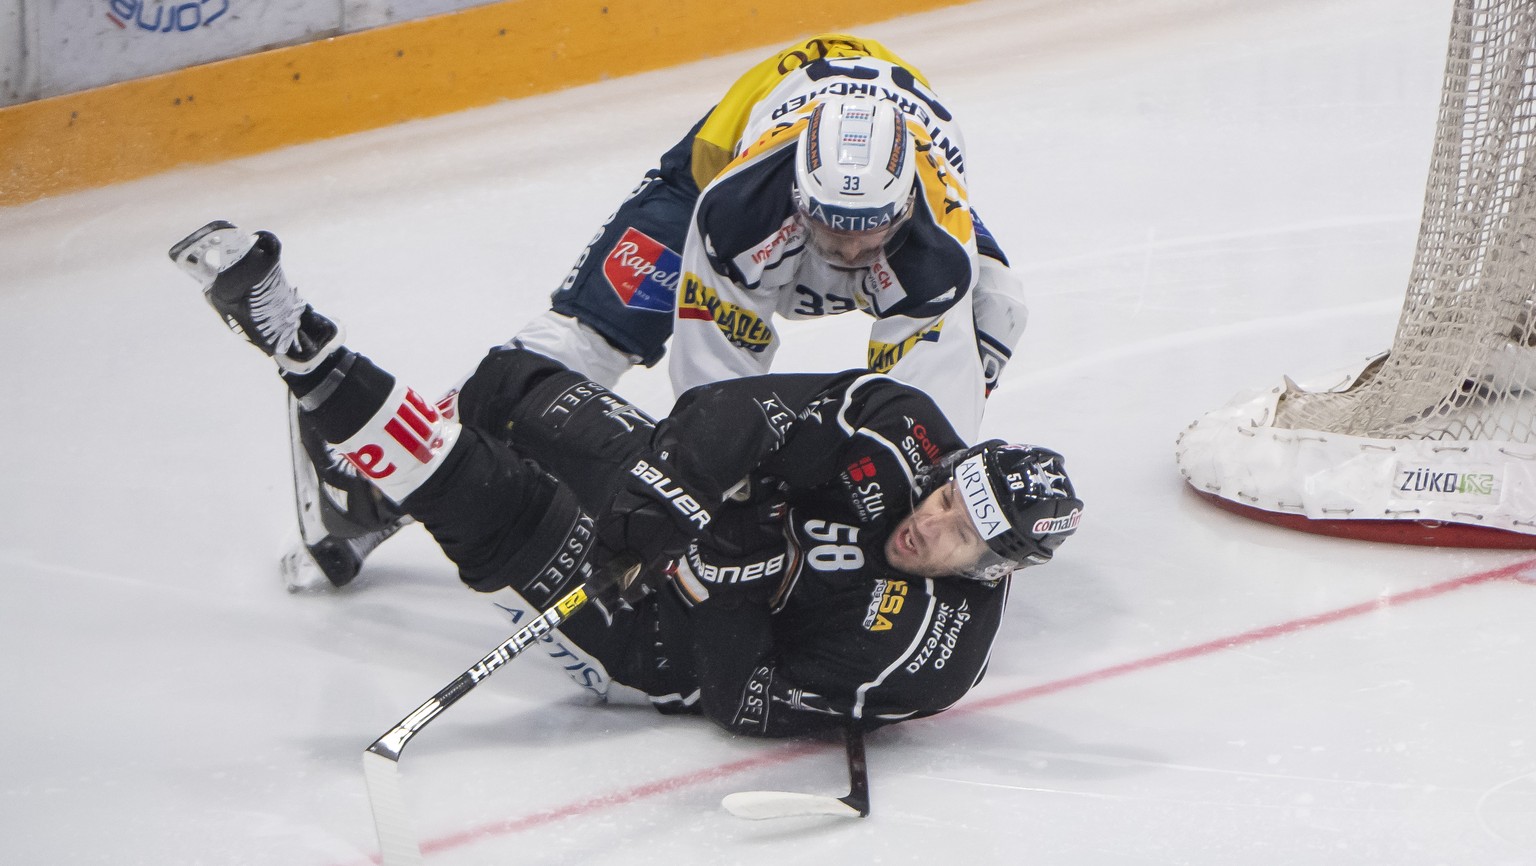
[[248, 266, 306, 356]]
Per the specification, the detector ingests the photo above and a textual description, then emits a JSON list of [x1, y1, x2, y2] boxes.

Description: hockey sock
[[282, 349, 398, 443], [278, 347, 460, 504]]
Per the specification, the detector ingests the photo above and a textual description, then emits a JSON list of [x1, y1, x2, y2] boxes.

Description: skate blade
[[169, 219, 253, 281], [168, 219, 235, 261], [282, 545, 330, 593], [287, 528, 375, 590]]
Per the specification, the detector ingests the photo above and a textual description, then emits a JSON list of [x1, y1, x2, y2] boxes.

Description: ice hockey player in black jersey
[[173, 220, 1083, 737]]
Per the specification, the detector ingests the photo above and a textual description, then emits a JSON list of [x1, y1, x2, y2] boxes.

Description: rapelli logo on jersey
[[677, 274, 775, 352], [603, 228, 680, 313], [868, 321, 943, 373]]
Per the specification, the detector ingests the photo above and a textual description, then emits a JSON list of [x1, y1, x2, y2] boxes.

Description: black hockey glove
[[669, 499, 790, 609], [593, 452, 720, 585]]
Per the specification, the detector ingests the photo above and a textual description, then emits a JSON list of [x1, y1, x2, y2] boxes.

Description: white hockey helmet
[[792, 96, 918, 268]]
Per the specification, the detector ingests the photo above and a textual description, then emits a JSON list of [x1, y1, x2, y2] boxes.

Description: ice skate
[[282, 526, 404, 592], [170, 220, 344, 374], [283, 393, 410, 590]]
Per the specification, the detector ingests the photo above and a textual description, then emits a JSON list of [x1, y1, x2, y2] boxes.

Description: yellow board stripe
[[0, 0, 970, 206]]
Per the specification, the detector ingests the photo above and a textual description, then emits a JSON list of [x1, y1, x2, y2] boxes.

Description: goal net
[[1175, 0, 1536, 546]]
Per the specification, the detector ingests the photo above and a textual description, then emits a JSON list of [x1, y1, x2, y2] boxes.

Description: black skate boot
[[170, 220, 344, 374], [282, 393, 412, 590]]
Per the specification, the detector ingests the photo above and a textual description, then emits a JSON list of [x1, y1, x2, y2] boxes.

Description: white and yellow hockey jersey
[[671, 34, 993, 436]]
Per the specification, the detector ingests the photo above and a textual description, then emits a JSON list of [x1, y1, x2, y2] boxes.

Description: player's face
[[884, 479, 992, 577], [806, 223, 892, 269]]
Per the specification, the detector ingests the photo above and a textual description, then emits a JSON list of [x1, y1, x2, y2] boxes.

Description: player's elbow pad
[[972, 257, 1028, 393], [973, 256, 1028, 351]]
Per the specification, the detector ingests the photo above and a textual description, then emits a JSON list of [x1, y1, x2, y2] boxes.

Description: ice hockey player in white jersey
[[287, 34, 1032, 588], [519, 33, 1027, 433]]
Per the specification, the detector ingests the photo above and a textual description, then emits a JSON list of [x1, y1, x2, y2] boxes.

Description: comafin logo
[[1031, 509, 1081, 535]]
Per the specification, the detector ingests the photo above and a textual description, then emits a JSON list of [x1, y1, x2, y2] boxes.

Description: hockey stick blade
[[722, 790, 865, 820], [722, 725, 870, 820], [361, 582, 595, 866], [362, 750, 424, 866]]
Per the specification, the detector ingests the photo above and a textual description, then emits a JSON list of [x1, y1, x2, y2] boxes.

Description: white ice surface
[[4, 1, 1536, 864]]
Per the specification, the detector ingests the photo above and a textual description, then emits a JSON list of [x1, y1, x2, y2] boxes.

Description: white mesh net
[[1276, 0, 1536, 442], [1175, 0, 1536, 542]]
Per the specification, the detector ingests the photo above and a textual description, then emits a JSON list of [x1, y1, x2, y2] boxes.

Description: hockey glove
[[972, 255, 1028, 396], [669, 500, 791, 609], [593, 452, 719, 584]]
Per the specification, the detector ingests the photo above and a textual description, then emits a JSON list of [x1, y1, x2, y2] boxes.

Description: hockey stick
[[721, 724, 871, 820], [361, 582, 594, 866]]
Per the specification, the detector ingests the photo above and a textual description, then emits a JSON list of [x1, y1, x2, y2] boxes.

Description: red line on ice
[[341, 555, 1535, 864], [961, 556, 1534, 713]]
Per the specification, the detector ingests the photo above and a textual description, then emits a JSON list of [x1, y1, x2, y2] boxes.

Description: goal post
[[1175, 0, 1536, 547]]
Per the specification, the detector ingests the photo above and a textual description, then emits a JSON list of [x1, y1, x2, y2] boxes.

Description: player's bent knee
[[456, 346, 579, 435]]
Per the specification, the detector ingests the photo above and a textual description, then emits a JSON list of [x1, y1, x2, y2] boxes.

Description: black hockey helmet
[[916, 440, 1083, 581]]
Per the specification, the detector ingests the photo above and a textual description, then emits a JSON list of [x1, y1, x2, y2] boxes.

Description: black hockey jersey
[[425, 348, 1014, 738], [649, 371, 1012, 736]]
